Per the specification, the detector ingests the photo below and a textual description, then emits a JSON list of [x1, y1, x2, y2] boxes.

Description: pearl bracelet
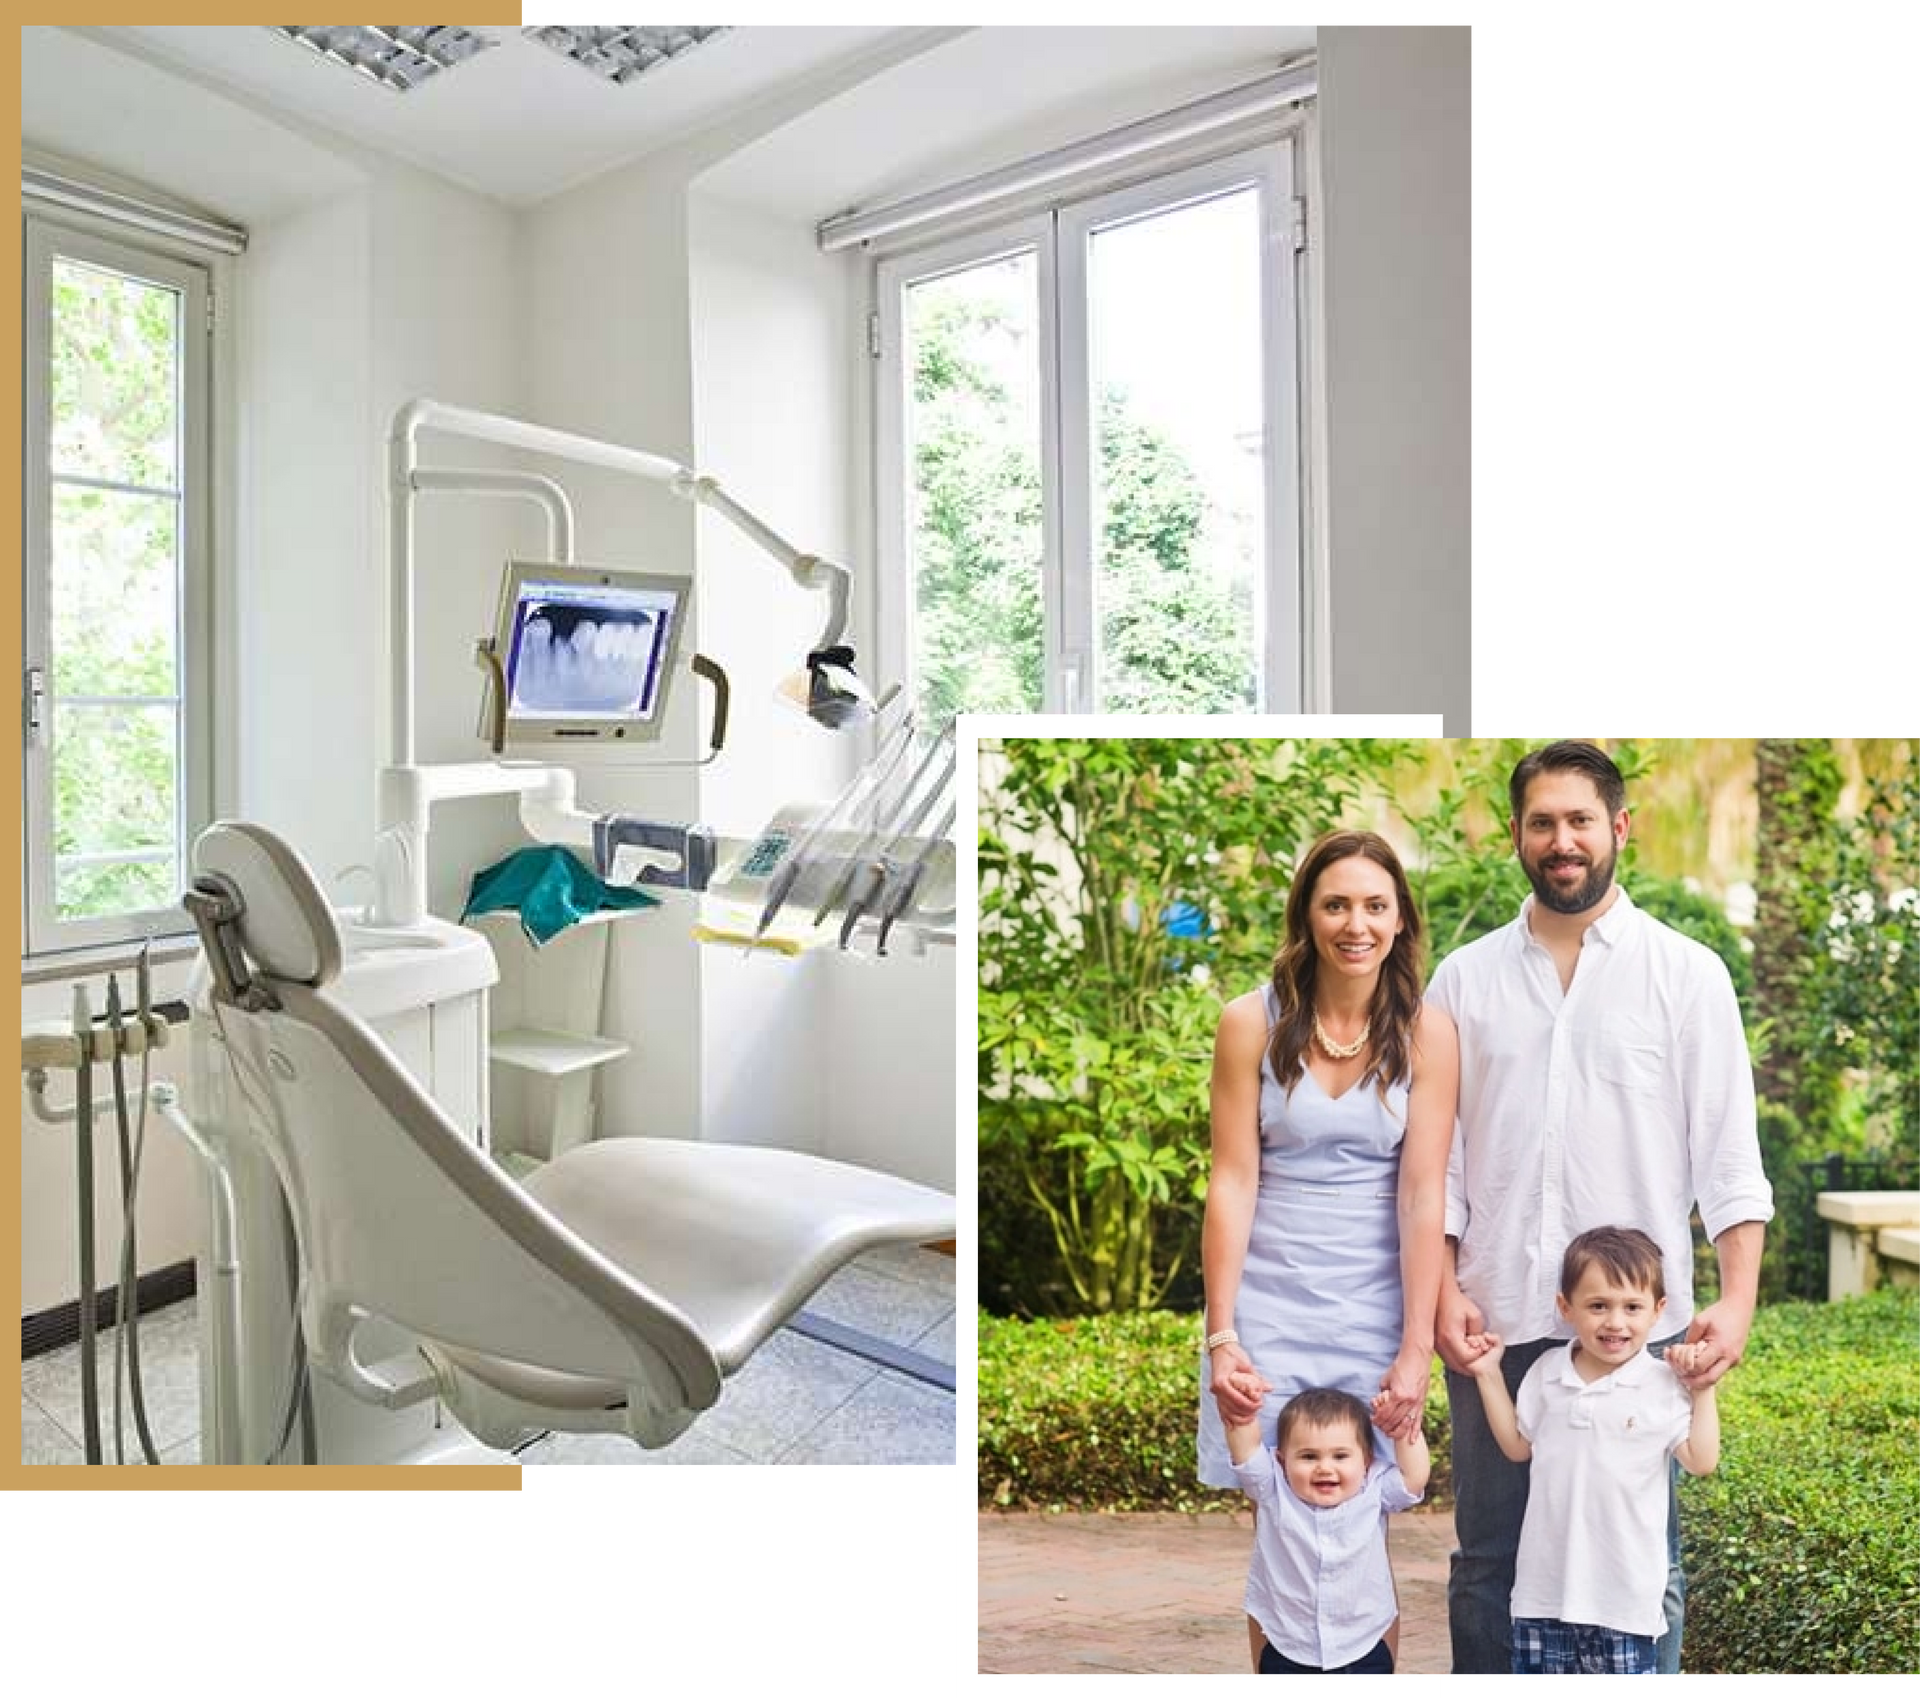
[[1204, 1328, 1240, 1352]]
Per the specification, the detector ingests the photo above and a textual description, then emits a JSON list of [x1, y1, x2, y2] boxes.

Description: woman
[[1197, 829, 1458, 1670]]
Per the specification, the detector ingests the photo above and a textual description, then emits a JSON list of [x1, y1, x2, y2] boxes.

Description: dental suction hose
[[23, 973, 176, 1465], [149, 1083, 245, 1467]]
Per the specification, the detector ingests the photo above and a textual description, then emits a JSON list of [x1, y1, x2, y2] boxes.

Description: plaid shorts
[[1511, 1617, 1658, 1674]]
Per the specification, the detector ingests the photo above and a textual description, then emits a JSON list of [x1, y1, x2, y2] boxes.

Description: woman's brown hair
[[1266, 829, 1425, 1104]]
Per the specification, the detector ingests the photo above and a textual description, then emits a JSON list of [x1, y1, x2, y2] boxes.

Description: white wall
[[686, 194, 846, 1156], [685, 177, 958, 1186], [365, 169, 529, 920], [237, 191, 373, 882], [518, 159, 710, 1150], [1318, 26, 1472, 732]]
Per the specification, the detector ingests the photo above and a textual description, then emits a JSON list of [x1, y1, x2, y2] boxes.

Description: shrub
[[1679, 1289, 1919, 1674], [977, 1308, 1453, 1513], [978, 1310, 1208, 1512]]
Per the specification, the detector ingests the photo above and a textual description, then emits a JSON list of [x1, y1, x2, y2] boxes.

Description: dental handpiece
[[751, 711, 917, 943], [812, 720, 956, 928], [835, 734, 957, 947], [874, 798, 956, 956]]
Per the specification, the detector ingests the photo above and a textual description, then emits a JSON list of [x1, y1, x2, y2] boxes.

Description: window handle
[[24, 665, 46, 746]]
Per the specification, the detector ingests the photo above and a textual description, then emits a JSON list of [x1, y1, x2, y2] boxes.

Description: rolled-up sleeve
[[1680, 953, 1774, 1241]]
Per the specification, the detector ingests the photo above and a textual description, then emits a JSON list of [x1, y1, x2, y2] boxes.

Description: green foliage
[[44, 257, 184, 925], [1417, 855, 1533, 972], [1094, 397, 1249, 712], [978, 1310, 1210, 1511], [907, 289, 1247, 723], [1805, 766, 1920, 1159], [910, 293, 1045, 722], [51, 258, 178, 487], [1680, 1289, 1920, 1673], [1751, 741, 1849, 1135], [979, 739, 1411, 1314]]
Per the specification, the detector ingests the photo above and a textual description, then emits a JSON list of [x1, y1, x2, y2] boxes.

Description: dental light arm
[[388, 397, 857, 769], [375, 399, 878, 927]]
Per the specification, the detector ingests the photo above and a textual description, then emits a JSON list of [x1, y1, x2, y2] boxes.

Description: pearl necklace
[[1312, 1009, 1370, 1060]]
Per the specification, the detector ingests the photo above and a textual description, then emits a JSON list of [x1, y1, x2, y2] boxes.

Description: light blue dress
[[1197, 989, 1408, 1487]]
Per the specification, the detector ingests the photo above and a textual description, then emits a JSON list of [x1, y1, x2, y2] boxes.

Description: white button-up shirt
[[1428, 888, 1773, 1342], [1234, 1450, 1421, 1669]]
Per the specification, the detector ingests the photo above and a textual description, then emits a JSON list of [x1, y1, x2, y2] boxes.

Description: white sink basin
[[330, 912, 497, 1019], [342, 921, 451, 953]]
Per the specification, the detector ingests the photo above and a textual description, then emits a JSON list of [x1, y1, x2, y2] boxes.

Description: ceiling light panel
[[526, 26, 729, 86], [271, 26, 496, 94]]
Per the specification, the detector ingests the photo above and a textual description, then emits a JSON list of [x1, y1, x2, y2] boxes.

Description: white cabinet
[[470, 908, 646, 1175]]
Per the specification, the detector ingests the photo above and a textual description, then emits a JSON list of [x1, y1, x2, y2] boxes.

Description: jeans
[[1445, 1335, 1686, 1675]]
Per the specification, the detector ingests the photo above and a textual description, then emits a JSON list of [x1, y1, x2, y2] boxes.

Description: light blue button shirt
[[1234, 1450, 1422, 1669]]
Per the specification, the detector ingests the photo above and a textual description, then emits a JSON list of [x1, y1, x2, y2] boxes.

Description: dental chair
[[188, 820, 956, 1455]]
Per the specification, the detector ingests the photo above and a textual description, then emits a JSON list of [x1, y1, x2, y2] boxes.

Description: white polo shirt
[[1510, 1344, 1694, 1637], [1428, 888, 1773, 1343], [1233, 1450, 1421, 1669]]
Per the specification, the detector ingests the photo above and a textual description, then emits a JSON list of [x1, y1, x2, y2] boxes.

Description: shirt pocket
[[1585, 1016, 1669, 1095]]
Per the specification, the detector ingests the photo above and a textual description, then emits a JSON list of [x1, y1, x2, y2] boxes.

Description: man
[[1427, 741, 1773, 1675]]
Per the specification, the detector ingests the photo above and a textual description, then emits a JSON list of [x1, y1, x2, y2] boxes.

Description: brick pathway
[[979, 1507, 1455, 1674]]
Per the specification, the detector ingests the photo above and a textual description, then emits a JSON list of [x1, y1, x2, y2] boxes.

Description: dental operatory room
[[14, 22, 1467, 1485]]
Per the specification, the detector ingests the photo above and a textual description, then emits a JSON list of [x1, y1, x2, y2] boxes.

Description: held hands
[[1371, 1344, 1432, 1440], [1458, 1330, 1506, 1380], [1209, 1339, 1271, 1425], [1671, 1300, 1752, 1390], [1215, 1366, 1273, 1424], [1436, 1275, 1487, 1375]]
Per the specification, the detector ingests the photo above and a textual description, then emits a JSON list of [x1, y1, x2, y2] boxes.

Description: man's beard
[[1523, 842, 1617, 914]]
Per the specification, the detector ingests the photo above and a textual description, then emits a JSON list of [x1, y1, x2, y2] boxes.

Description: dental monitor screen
[[493, 562, 688, 744]]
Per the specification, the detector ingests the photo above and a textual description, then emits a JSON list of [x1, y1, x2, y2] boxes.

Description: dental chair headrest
[[192, 820, 344, 988]]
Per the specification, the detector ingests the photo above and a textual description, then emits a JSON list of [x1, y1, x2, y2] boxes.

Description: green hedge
[[979, 1292, 1917, 1674], [977, 1309, 1451, 1514], [1678, 1289, 1919, 1673]]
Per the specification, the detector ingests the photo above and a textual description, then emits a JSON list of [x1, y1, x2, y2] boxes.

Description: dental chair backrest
[[189, 821, 722, 1418]]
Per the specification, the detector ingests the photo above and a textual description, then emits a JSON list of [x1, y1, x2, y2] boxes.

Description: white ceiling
[[77, 24, 924, 208], [25, 25, 1317, 224]]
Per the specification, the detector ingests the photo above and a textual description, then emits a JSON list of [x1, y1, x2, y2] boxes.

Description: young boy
[[1224, 1383, 1430, 1674], [1462, 1224, 1721, 1675]]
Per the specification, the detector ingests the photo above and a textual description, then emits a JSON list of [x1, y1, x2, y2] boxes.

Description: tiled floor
[[20, 1241, 956, 1467]]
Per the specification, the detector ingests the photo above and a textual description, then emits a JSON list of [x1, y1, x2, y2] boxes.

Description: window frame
[[22, 212, 216, 957], [872, 128, 1309, 718]]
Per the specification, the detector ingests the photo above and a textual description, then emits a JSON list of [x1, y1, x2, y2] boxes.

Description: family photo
[[978, 737, 1916, 1675]]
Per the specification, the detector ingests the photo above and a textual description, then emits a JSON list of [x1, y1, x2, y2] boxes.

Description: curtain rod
[[23, 164, 248, 256], [816, 56, 1315, 254]]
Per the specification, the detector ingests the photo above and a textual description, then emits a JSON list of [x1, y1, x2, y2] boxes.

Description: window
[[875, 139, 1304, 720], [22, 216, 213, 954]]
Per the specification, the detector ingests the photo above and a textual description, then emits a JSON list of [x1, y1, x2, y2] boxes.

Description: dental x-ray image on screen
[[493, 562, 687, 742]]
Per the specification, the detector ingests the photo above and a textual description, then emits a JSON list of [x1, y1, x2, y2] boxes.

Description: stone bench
[[1815, 1191, 1920, 1299]]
